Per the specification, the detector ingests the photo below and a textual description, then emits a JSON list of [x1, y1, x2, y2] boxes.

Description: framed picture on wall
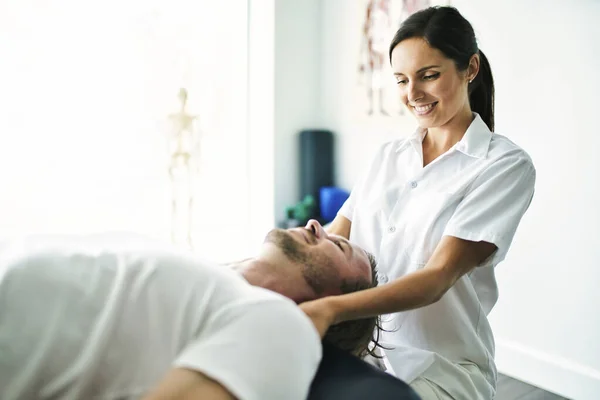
[[355, 0, 451, 128]]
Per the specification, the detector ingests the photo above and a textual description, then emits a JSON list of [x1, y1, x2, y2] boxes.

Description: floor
[[496, 373, 571, 400]]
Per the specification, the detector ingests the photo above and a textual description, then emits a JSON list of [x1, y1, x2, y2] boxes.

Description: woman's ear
[[467, 53, 480, 82]]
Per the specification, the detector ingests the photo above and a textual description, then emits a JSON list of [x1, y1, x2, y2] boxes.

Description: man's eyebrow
[[393, 65, 441, 76]]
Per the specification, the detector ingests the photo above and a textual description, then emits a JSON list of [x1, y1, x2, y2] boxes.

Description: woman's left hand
[[300, 297, 338, 338]]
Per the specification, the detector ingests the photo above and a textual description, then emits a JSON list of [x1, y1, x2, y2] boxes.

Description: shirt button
[[380, 274, 389, 284], [410, 181, 418, 188], [388, 226, 396, 233]]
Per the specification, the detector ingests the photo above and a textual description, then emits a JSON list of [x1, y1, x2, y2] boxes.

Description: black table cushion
[[308, 343, 421, 400]]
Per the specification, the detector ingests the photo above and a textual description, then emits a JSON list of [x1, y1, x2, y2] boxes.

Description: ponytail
[[469, 50, 495, 131]]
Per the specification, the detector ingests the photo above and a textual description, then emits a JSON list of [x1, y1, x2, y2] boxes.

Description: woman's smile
[[412, 101, 438, 116]]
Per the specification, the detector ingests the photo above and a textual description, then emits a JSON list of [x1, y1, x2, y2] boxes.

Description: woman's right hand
[[300, 297, 339, 339], [324, 215, 352, 239]]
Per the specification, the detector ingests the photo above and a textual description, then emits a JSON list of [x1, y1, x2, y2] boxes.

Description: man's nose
[[305, 219, 326, 240]]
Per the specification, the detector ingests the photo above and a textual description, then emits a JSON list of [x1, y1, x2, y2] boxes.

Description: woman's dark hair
[[389, 6, 495, 131]]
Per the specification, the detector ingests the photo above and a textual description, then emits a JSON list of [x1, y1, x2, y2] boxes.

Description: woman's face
[[390, 37, 473, 129]]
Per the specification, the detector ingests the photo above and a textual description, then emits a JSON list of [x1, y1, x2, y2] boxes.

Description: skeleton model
[[166, 88, 201, 250]]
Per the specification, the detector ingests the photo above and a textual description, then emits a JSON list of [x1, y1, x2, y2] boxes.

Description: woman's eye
[[335, 241, 344, 251], [423, 73, 440, 80], [396, 79, 407, 85]]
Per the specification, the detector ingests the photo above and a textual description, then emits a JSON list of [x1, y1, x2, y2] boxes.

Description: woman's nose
[[304, 219, 326, 240], [407, 81, 424, 103]]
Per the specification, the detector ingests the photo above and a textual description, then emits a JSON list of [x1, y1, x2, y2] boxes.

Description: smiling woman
[[390, 36, 480, 162], [303, 6, 536, 400], [0, 0, 254, 261], [389, 6, 495, 134]]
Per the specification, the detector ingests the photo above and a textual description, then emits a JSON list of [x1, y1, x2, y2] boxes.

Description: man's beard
[[264, 229, 339, 296], [265, 229, 309, 264]]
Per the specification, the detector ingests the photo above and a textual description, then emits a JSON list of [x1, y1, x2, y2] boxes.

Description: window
[[0, 0, 262, 262]]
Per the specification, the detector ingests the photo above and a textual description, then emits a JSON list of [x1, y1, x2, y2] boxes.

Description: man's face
[[264, 220, 372, 296]]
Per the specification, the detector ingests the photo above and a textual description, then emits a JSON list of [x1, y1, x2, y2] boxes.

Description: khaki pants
[[410, 377, 454, 399], [363, 350, 455, 400]]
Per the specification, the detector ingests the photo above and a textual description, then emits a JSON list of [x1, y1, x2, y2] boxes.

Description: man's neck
[[228, 258, 315, 303], [229, 258, 278, 290]]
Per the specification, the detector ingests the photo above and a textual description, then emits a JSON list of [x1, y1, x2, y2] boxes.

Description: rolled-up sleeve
[[443, 155, 536, 266]]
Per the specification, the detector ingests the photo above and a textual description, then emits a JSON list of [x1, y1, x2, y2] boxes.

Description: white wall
[[273, 0, 413, 220], [453, 1, 600, 399], [316, 0, 600, 398], [321, 0, 418, 189], [274, 0, 322, 223]]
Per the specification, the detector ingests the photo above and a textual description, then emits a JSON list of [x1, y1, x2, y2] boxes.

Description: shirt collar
[[456, 113, 492, 159], [394, 125, 426, 154], [395, 113, 492, 159]]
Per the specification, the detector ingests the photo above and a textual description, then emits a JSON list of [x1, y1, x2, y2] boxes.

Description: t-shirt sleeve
[[174, 297, 322, 400], [443, 155, 536, 267]]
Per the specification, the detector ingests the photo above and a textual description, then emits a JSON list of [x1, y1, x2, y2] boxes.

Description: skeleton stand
[[166, 88, 201, 250]]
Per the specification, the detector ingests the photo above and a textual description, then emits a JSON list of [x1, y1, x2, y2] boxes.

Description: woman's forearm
[[326, 215, 351, 239], [330, 236, 494, 323], [331, 266, 449, 323]]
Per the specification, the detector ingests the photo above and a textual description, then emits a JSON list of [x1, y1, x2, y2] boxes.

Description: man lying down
[[0, 219, 383, 400]]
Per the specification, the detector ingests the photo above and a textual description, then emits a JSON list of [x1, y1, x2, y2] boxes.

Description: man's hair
[[323, 252, 386, 359]]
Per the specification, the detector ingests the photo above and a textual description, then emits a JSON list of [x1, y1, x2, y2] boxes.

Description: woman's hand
[[300, 297, 338, 338]]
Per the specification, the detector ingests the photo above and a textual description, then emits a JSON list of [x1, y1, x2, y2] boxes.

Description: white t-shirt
[[0, 233, 322, 400], [339, 113, 535, 399]]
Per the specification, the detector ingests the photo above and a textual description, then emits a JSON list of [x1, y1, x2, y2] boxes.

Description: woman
[[301, 6, 536, 400]]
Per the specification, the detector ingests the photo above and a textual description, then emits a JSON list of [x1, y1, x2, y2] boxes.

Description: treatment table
[[308, 342, 421, 399]]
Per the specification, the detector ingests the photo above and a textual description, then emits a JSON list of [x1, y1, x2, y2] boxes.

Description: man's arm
[[148, 299, 321, 400], [142, 367, 236, 400]]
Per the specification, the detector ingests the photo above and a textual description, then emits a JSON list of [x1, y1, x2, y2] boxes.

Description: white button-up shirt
[[339, 113, 535, 399]]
